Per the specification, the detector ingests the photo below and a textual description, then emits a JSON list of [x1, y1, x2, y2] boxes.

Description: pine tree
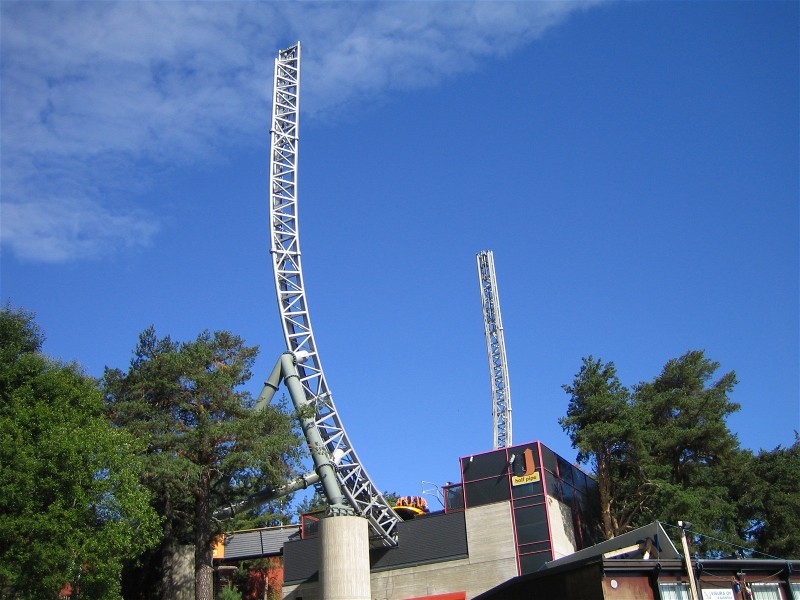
[[104, 327, 303, 600], [745, 436, 800, 558], [561, 350, 748, 550], [560, 356, 640, 538], [632, 350, 741, 552]]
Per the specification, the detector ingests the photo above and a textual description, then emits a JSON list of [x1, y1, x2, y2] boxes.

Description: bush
[[220, 587, 243, 600]]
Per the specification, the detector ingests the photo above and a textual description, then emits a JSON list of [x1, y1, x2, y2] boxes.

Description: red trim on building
[[403, 593, 467, 600]]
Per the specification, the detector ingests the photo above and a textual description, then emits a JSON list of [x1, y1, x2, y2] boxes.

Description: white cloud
[[2, 196, 160, 263], [0, 1, 597, 263]]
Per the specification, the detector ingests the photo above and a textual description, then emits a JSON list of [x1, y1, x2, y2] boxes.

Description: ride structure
[[267, 42, 400, 548], [476, 250, 513, 450]]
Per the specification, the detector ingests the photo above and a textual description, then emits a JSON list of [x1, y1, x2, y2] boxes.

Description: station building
[[218, 440, 598, 598], [215, 441, 800, 600]]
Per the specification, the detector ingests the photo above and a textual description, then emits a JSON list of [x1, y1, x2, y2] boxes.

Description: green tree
[[227, 495, 297, 532], [0, 305, 161, 599], [295, 488, 329, 518], [561, 350, 748, 553], [744, 436, 800, 558], [104, 327, 303, 600], [560, 356, 641, 539], [631, 350, 741, 552]]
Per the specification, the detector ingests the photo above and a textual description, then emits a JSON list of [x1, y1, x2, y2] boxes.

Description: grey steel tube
[[214, 471, 320, 520], [255, 358, 283, 413], [280, 353, 347, 509]]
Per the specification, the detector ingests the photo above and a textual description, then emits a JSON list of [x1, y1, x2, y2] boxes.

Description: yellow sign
[[511, 447, 540, 486], [512, 472, 541, 486]]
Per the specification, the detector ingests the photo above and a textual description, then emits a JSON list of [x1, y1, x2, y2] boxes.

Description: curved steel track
[[268, 43, 399, 547]]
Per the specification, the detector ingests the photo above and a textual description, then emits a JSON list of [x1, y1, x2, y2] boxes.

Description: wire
[[660, 521, 789, 561], [744, 570, 788, 583]]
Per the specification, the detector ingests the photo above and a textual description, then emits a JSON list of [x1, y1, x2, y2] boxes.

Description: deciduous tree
[[0, 306, 161, 599]]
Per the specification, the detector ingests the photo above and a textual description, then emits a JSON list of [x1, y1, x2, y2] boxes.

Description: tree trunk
[[598, 454, 615, 539], [195, 481, 215, 600], [160, 495, 173, 600], [194, 553, 214, 600]]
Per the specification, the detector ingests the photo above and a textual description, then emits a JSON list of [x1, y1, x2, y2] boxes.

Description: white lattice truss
[[476, 250, 513, 449], [268, 43, 399, 547]]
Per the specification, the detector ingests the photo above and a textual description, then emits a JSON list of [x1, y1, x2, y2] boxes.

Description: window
[[444, 484, 464, 512], [540, 443, 558, 474], [574, 468, 588, 495], [461, 449, 513, 507], [513, 503, 549, 545], [545, 470, 562, 499], [749, 582, 782, 600], [557, 455, 574, 487], [658, 582, 692, 600], [301, 512, 321, 539], [461, 450, 509, 482], [518, 548, 551, 575], [510, 476, 543, 499], [463, 476, 510, 507], [789, 582, 800, 600], [513, 495, 544, 509], [562, 481, 575, 507]]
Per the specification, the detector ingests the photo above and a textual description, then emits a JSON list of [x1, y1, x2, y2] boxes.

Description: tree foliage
[[231, 557, 284, 600], [559, 356, 639, 538], [0, 305, 161, 599], [561, 349, 799, 558], [632, 351, 741, 552], [104, 327, 304, 600], [741, 436, 800, 558]]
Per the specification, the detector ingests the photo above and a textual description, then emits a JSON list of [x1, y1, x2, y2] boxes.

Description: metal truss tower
[[476, 250, 513, 449], [268, 43, 400, 547]]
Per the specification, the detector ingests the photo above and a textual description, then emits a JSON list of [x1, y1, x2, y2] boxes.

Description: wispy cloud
[[1, 1, 596, 263]]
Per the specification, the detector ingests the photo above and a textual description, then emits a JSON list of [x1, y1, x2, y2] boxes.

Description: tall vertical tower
[[476, 250, 513, 449]]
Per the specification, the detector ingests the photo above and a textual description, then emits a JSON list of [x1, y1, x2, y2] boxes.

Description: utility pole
[[678, 521, 701, 600]]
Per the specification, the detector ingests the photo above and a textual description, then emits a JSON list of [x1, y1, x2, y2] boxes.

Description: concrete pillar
[[319, 515, 371, 600]]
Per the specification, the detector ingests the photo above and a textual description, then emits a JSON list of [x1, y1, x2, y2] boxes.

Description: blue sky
[[2, 1, 798, 507]]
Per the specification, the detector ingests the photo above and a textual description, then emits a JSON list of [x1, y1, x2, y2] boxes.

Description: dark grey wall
[[284, 511, 468, 585]]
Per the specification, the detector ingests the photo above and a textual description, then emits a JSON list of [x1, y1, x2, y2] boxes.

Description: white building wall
[[547, 496, 578, 560]]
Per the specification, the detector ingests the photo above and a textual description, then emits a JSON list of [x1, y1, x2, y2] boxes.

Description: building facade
[[217, 441, 799, 600], [280, 440, 600, 599]]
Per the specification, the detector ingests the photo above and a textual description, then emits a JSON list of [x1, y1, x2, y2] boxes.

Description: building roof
[[217, 525, 301, 561], [543, 521, 680, 570], [474, 522, 800, 600]]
